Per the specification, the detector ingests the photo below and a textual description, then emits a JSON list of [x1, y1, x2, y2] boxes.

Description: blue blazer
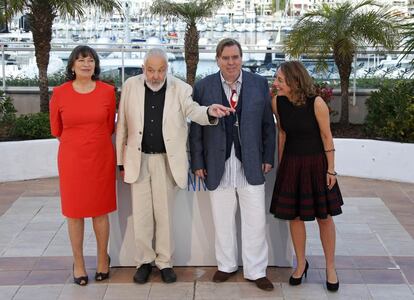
[[189, 71, 276, 190]]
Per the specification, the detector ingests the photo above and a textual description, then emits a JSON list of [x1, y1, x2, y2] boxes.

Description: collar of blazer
[[133, 74, 177, 126]]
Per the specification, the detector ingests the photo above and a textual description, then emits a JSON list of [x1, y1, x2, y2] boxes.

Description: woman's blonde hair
[[279, 61, 315, 106]]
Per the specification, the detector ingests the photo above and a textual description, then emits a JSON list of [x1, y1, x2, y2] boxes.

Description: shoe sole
[[133, 277, 149, 284]]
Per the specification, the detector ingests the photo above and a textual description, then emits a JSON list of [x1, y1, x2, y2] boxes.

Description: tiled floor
[[0, 177, 414, 299]]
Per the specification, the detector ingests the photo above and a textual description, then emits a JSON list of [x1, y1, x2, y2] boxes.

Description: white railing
[[1, 42, 412, 97]]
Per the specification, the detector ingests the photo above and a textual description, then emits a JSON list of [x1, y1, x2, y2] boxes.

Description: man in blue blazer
[[189, 38, 276, 291]]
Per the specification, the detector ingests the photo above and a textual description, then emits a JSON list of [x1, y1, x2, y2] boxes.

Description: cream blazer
[[116, 74, 215, 188]]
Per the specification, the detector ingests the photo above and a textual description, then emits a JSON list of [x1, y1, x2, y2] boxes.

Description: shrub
[[314, 81, 337, 116], [11, 112, 52, 140], [0, 91, 17, 124], [0, 91, 17, 139], [5, 73, 67, 87], [365, 80, 414, 143]]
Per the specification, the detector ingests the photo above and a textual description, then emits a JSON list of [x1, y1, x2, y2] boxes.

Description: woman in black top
[[270, 61, 343, 292]]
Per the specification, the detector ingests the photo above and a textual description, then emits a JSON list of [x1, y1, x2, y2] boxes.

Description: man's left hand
[[262, 163, 272, 174], [208, 104, 235, 118]]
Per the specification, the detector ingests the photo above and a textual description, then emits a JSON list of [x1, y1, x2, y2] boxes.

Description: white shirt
[[217, 71, 249, 189]]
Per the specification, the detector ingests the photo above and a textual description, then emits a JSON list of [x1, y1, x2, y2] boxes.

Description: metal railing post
[[2, 44, 6, 91], [353, 53, 357, 106]]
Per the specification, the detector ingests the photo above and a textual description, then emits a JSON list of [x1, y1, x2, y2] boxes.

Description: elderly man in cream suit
[[116, 48, 231, 284]]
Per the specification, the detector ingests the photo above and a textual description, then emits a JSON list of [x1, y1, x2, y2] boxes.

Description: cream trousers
[[130, 153, 176, 269]]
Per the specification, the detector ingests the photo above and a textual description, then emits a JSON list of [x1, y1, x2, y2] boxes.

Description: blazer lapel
[[163, 76, 174, 125], [212, 72, 223, 105], [212, 72, 226, 129], [136, 76, 145, 126], [241, 71, 253, 113]]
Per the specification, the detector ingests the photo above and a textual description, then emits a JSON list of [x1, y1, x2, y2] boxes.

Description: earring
[[71, 70, 75, 76]]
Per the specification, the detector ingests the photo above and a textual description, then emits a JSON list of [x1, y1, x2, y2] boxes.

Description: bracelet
[[325, 148, 335, 152], [327, 171, 337, 176]]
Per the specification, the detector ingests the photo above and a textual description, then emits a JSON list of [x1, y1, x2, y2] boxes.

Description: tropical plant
[[1, 0, 121, 113], [0, 91, 16, 124], [150, 0, 228, 87], [11, 112, 51, 140], [365, 80, 414, 143], [284, 0, 400, 125]]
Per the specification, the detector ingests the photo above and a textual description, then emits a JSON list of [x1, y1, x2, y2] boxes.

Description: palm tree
[[284, 0, 400, 125], [150, 0, 227, 87], [1, 0, 120, 112]]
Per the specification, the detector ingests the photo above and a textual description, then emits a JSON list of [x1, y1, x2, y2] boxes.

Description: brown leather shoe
[[212, 270, 237, 283], [253, 277, 274, 291]]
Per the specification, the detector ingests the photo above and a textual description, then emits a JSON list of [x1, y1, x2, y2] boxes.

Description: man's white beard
[[144, 76, 166, 92]]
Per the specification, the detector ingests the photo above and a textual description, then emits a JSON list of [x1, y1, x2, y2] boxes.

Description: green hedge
[[2, 73, 410, 90], [365, 80, 414, 143], [10, 113, 52, 140], [5, 73, 120, 87]]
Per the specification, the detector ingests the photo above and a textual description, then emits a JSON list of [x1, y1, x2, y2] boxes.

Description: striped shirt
[[217, 71, 249, 189]]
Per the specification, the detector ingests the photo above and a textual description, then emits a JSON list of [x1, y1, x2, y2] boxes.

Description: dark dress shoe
[[95, 255, 111, 281], [212, 270, 237, 283], [160, 268, 177, 283], [326, 270, 339, 292], [73, 264, 88, 286], [289, 260, 309, 286], [133, 263, 152, 284], [326, 280, 339, 292], [254, 277, 274, 291]]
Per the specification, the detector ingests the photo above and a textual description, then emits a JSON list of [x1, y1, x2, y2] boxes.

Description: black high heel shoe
[[73, 264, 88, 286], [326, 270, 339, 292], [289, 260, 309, 286], [95, 255, 111, 281]]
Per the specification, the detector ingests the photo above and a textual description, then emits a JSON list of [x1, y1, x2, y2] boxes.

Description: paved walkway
[[0, 176, 414, 299]]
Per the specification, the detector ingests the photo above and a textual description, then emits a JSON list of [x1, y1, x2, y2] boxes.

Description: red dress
[[50, 81, 117, 218]]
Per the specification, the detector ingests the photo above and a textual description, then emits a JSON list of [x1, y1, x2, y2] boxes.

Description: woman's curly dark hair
[[66, 45, 100, 81], [279, 61, 315, 106]]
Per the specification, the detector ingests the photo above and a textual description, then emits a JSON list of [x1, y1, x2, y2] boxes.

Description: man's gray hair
[[143, 47, 169, 65]]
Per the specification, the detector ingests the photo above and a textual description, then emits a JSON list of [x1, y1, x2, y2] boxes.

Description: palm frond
[[3, 0, 121, 20], [52, 0, 121, 19], [1, 0, 27, 21], [284, 19, 331, 58], [150, 0, 225, 24], [352, 0, 380, 11], [334, 38, 356, 61], [400, 21, 414, 63], [349, 7, 400, 49]]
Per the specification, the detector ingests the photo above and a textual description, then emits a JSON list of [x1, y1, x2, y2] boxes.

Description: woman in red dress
[[50, 45, 116, 285]]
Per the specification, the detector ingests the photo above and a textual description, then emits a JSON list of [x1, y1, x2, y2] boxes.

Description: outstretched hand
[[208, 104, 235, 118]]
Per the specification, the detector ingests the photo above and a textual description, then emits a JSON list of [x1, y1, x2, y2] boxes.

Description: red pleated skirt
[[270, 152, 343, 221]]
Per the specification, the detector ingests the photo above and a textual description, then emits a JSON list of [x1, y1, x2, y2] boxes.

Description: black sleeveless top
[[277, 95, 324, 155]]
